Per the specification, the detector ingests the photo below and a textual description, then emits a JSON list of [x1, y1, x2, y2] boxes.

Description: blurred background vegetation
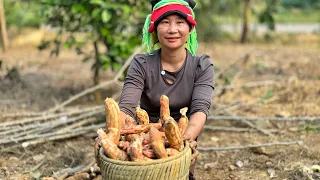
[[1, 0, 320, 83], [4, 0, 320, 39]]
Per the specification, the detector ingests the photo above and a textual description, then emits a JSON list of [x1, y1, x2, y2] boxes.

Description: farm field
[[0, 41, 320, 180]]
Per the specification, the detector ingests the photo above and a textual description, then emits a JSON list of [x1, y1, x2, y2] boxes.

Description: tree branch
[[0, 110, 103, 143], [197, 141, 303, 151], [215, 53, 250, 80], [203, 125, 280, 133], [207, 116, 320, 121], [46, 46, 143, 113], [215, 80, 277, 90], [241, 120, 274, 136], [0, 106, 104, 127], [20, 123, 105, 148]]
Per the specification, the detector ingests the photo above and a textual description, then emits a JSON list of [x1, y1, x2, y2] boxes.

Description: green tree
[[4, 0, 43, 29], [193, 0, 223, 42], [280, 0, 320, 9], [258, 0, 279, 31], [40, 0, 148, 87]]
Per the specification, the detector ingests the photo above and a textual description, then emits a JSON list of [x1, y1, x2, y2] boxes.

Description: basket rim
[[99, 141, 191, 166]]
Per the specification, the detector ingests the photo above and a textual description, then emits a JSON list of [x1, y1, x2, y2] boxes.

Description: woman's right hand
[[182, 133, 199, 165]]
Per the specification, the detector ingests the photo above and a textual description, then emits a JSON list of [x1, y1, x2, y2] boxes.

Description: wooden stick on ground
[[215, 53, 250, 80], [207, 116, 320, 121], [215, 80, 277, 90], [46, 46, 143, 113], [241, 120, 274, 136], [0, 107, 104, 137], [197, 141, 303, 151], [56, 117, 99, 133], [23, 159, 45, 173], [0, 106, 104, 127], [214, 102, 257, 115], [20, 123, 104, 148], [203, 125, 280, 133], [0, 114, 104, 145], [215, 103, 274, 136], [0, 112, 45, 118]]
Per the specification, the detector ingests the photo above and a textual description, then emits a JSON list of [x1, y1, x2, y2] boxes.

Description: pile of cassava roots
[[96, 95, 189, 162]]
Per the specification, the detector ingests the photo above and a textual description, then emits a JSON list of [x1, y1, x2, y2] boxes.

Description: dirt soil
[[0, 41, 320, 180]]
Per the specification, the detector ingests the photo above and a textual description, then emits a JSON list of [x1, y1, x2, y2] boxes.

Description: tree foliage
[[258, 0, 279, 31], [280, 0, 320, 9], [40, 0, 149, 84], [193, 0, 221, 42], [4, 0, 43, 28]]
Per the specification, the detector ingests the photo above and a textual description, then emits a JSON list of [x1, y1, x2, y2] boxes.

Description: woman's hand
[[182, 133, 199, 165]]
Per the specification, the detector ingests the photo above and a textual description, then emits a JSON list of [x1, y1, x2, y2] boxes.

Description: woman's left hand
[[182, 134, 199, 165]]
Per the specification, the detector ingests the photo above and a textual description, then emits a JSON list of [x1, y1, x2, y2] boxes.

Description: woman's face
[[156, 14, 190, 51]]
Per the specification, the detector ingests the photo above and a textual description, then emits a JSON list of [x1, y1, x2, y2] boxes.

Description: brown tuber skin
[[128, 138, 144, 161], [125, 134, 140, 142], [166, 148, 179, 156], [118, 140, 130, 151], [136, 106, 149, 125], [178, 107, 188, 136], [106, 127, 120, 145], [160, 95, 170, 121], [97, 129, 128, 161], [150, 127, 168, 159], [65, 172, 90, 180], [143, 148, 156, 158], [42, 178, 55, 180], [141, 132, 151, 145], [125, 115, 137, 127], [164, 116, 184, 151], [96, 128, 108, 140], [120, 123, 162, 134], [92, 175, 102, 180], [105, 98, 121, 129]]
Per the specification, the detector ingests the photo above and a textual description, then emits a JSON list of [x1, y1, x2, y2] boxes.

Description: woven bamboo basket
[[98, 141, 192, 180]]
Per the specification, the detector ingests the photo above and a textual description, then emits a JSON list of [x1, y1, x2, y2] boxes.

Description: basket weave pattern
[[98, 142, 192, 180]]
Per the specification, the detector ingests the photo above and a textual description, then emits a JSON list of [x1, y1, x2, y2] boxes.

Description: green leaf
[[71, 4, 85, 14], [91, 8, 101, 18], [90, 0, 104, 6], [121, 5, 131, 15], [75, 41, 85, 46], [100, 27, 109, 37], [64, 42, 72, 49], [82, 56, 91, 62], [264, 88, 275, 100], [224, 76, 231, 85], [102, 62, 111, 70], [303, 125, 318, 132], [99, 54, 110, 63], [101, 10, 111, 23], [112, 62, 122, 71], [33, 173, 41, 180], [259, 88, 275, 103], [38, 40, 50, 51]]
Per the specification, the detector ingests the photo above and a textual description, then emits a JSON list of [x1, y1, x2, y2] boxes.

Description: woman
[[118, 0, 214, 179]]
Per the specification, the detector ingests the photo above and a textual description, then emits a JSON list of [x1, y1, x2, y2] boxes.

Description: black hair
[[150, 0, 196, 10]]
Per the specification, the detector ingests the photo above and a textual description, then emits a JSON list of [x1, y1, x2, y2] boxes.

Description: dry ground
[[0, 36, 320, 180]]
